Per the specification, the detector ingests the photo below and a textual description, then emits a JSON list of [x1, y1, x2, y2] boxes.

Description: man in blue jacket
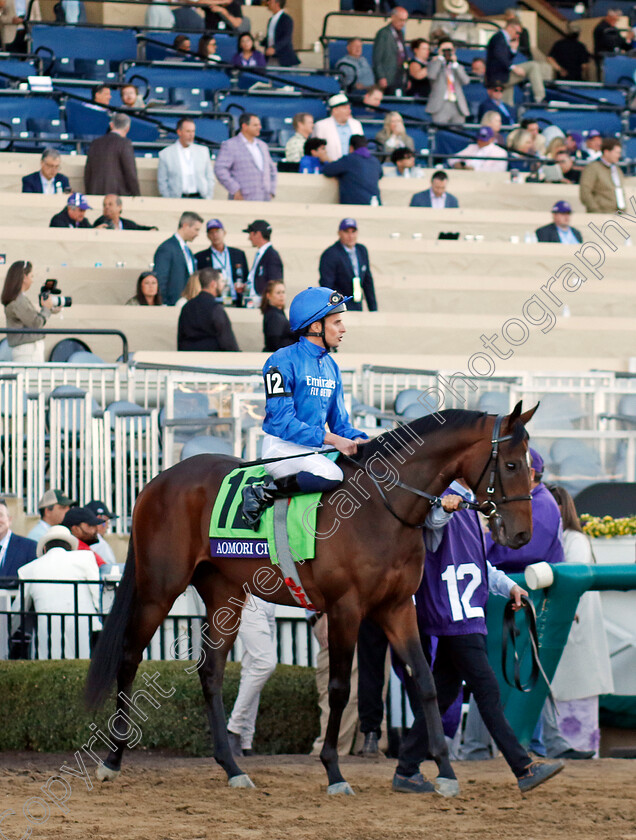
[[0, 501, 37, 588], [22, 149, 70, 194], [322, 136, 382, 206], [486, 16, 545, 105], [392, 480, 564, 794], [153, 211, 203, 305], [410, 171, 459, 208], [262, 0, 299, 66], [318, 218, 377, 311], [476, 80, 517, 124], [242, 287, 368, 528]]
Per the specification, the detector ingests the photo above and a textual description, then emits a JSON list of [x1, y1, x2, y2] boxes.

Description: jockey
[[242, 286, 368, 529]]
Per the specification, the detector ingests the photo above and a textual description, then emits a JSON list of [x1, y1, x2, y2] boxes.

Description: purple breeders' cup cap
[[339, 218, 357, 231], [206, 218, 224, 230], [67, 192, 91, 210], [551, 200, 572, 214], [478, 126, 494, 141], [529, 447, 544, 474]]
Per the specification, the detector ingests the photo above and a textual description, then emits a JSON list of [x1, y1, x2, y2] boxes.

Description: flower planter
[[591, 536, 636, 565]]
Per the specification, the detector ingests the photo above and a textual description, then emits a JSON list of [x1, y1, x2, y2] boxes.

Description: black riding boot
[[241, 475, 303, 530]]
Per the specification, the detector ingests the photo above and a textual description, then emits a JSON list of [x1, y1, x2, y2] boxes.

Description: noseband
[[349, 413, 532, 530]]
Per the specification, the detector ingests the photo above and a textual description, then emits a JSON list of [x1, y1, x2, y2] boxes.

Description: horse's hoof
[[327, 781, 355, 796], [435, 777, 460, 798], [95, 765, 120, 782], [228, 774, 255, 789]]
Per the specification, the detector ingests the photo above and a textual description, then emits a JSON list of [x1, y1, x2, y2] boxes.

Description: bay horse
[[86, 401, 538, 796]]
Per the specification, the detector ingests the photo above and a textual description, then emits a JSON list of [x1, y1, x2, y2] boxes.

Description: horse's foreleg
[[320, 603, 359, 795], [379, 599, 459, 797], [194, 572, 252, 788], [97, 600, 167, 781]]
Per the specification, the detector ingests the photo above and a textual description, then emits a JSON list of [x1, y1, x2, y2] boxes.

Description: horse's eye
[[505, 462, 516, 471]]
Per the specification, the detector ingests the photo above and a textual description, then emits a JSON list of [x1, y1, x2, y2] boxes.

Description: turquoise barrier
[[485, 564, 636, 746]]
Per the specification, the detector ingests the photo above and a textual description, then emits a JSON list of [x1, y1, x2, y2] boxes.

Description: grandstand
[[0, 0, 635, 527]]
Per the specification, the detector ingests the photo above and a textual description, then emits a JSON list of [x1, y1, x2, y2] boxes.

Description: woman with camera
[[1, 260, 57, 362]]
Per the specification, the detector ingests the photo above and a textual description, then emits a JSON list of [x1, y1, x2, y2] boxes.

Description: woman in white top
[[548, 484, 614, 756]]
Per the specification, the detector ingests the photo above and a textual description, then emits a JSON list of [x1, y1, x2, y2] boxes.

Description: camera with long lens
[[39, 279, 72, 308]]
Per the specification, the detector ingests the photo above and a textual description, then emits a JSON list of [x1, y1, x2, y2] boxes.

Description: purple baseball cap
[[339, 218, 357, 231], [477, 126, 494, 142], [529, 447, 544, 474], [551, 200, 572, 214], [67, 192, 91, 210], [567, 130, 583, 148], [206, 218, 224, 231], [588, 129, 601, 138]]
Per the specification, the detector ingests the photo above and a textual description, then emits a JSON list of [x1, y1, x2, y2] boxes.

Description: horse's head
[[464, 401, 539, 549]]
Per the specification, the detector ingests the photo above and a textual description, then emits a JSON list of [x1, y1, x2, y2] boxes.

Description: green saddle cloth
[[209, 455, 339, 564]]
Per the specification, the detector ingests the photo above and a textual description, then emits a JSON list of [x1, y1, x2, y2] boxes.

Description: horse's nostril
[[515, 531, 531, 547]]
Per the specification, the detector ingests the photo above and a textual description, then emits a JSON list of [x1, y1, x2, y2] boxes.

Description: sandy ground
[[0, 752, 635, 840]]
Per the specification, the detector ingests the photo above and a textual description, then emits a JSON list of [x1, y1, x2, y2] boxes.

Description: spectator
[[374, 111, 414, 161], [581, 129, 602, 162], [125, 271, 163, 306], [49, 192, 92, 228], [426, 39, 470, 125], [299, 138, 328, 173], [547, 485, 614, 756], [322, 135, 383, 206], [410, 170, 459, 208], [232, 32, 266, 69], [262, 0, 299, 66], [549, 150, 581, 185], [2, 260, 58, 363], [0, 500, 37, 587], [580, 137, 625, 213], [261, 280, 294, 352], [0, 0, 38, 51], [546, 135, 567, 160], [449, 126, 508, 172], [172, 35, 192, 59], [244, 219, 283, 300], [173, 0, 203, 32], [84, 113, 140, 197], [285, 112, 315, 163], [352, 84, 385, 118], [214, 113, 277, 201], [432, 0, 476, 44], [197, 34, 222, 63], [158, 117, 215, 199], [92, 194, 158, 231], [22, 149, 70, 194], [502, 5, 532, 57], [407, 38, 431, 98], [385, 147, 418, 178], [564, 131, 583, 159], [85, 499, 118, 572], [61, 507, 106, 569], [16, 526, 101, 660], [194, 218, 249, 307], [120, 83, 144, 109], [177, 268, 240, 351], [373, 6, 409, 93], [486, 16, 545, 105], [175, 272, 201, 311], [313, 93, 363, 162], [145, 0, 174, 28], [336, 37, 375, 92], [507, 127, 538, 172], [477, 79, 516, 124], [521, 118, 546, 156], [471, 57, 486, 81], [201, 0, 243, 32], [226, 597, 277, 757], [92, 84, 111, 107], [27, 489, 75, 543], [548, 23, 591, 81], [319, 217, 377, 311], [594, 8, 633, 71], [153, 211, 203, 305], [481, 110, 504, 145], [535, 200, 582, 244]]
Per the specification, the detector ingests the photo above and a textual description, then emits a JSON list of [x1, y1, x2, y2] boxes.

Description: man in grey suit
[[426, 40, 470, 124], [373, 6, 409, 93], [214, 113, 277, 201], [410, 171, 459, 208], [157, 118, 215, 199], [153, 211, 203, 305]]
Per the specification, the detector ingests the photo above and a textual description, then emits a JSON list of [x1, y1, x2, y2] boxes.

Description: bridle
[[346, 413, 532, 530]]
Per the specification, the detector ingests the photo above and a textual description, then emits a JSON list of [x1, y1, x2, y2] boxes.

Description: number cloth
[[416, 482, 515, 637]]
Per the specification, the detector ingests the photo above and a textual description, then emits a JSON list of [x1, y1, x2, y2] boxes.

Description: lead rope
[[501, 595, 557, 711]]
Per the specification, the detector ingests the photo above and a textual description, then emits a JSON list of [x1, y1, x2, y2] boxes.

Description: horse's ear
[[504, 400, 523, 431], [519, 401, 540, 426]]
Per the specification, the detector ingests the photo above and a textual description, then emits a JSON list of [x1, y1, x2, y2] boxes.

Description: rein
[[502, 595, 556, 708]]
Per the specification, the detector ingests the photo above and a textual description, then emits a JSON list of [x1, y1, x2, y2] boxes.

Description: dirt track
[[0, 752, 634, 840]]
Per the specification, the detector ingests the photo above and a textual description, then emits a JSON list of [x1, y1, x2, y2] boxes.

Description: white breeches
[[261, 434, 344, 482]]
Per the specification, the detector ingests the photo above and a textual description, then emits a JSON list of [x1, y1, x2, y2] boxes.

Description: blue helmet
[[289, 287, 352, 333]]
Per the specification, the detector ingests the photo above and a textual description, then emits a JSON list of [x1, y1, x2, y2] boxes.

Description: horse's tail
[[85, 537, 137, 711]]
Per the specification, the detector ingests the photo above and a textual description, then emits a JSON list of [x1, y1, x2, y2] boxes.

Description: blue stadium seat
[[31, 24, 137, 72], [623, 136, 636, 159], [186, 118, 230, 144], [218, 93, 328, 120], [409, 126, 430, 154], [521, 107, 622, 136], [143, 31, 202, 61], [547, 85, 627, 107], [470, 0, 510, 11], [456, 48, 486, 66], [432, 128, 476, 158], [74, 58, 116, 81], [125, 65, 230, 95], [0, 59, 37, 86], [602, 55, 636, 85], [64, 99, 109, 138], [269, 72, 341, 95], [26, 117, 68, 137], [169, 87, 210, 108]]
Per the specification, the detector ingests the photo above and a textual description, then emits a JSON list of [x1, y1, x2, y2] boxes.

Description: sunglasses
[[492, 87, 504, 92]]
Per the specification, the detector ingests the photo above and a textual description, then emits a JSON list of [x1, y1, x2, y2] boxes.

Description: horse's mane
[[355, 408, 529, 464]]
